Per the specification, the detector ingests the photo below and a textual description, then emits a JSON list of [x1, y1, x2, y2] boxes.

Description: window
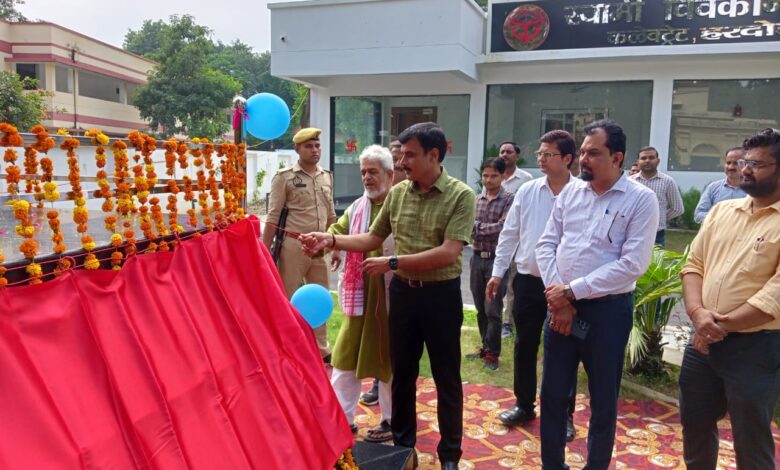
[[670, 79, 780, 171], [55, 64, 73, 93], [15, 63, 41, 89], [486, 82, 653, 167], [331, 95, 470, 208], [78, 70, 123, 103]]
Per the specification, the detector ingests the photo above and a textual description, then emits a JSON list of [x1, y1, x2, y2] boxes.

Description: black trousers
[[512, 273, 576, 414], [679, 331, 780, 470], [389, 277, 463, 463]]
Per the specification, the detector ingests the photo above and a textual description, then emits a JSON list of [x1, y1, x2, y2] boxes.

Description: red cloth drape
[[0, 216, 352, 469]]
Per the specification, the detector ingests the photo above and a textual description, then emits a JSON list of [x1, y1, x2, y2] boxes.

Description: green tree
[[123, 19, 167, 59], [130, 15, 241, 139], [0, 0, 26, 21], [474, 0, 488, 11], [209, 44, 308, 149], [0, 71, 51, 130]]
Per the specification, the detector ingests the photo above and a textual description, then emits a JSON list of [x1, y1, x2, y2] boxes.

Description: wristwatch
[[388, 256, 398, 271], [563, 284, 575, 301]]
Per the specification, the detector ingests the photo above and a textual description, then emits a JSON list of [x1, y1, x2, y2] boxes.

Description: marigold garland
[[47, 210, 67, 255], [335, 449, 358, 470], [13, 200, 38, 261], [0, 123, 247, 286]]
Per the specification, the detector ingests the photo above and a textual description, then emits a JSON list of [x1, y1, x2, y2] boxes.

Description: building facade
[[268, 0, 780, 197], [0, 18, 155, 135]]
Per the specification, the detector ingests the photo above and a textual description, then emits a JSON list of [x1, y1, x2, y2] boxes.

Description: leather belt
[[576, 291, 633, 304], [473, 250, 495, 259], [393, 274, 458, 289]]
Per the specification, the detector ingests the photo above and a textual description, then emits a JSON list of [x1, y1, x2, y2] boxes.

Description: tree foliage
[[127, 15, 241, 139], [125, 16, 305, 145], [0, 0, 26, 22], [474, 0, 488, 11], [0, 71, 52, 131]]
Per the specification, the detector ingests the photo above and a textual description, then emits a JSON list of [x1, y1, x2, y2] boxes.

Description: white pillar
[[467, 85, 487, 189], [649, 78, 675, 173], [310, 86, 332, 171]]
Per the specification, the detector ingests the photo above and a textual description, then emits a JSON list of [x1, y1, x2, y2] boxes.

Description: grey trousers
[[469, 255, 507, 355]]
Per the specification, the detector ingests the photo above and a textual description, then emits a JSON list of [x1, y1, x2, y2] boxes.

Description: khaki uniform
[[267, 162, 337, 357]]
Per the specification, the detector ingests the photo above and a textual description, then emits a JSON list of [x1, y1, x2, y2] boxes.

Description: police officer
[[262, 127, 339, 362]]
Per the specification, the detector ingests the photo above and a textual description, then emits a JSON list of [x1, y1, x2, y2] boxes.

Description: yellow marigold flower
[[84, 254, 100, 270], [172, 224, 185, 233], [15, 225, 35, 237], [138, 190, 150, 199], [12, 199, 30, 211], [25, 262, 42, 277], [192, 137, 201, 144], [43, 182, 58, 192], [96, 133, 110, 145], [56, 128, 70, 136], [110, 233, 123, 246], [82, 241, 96, 251], [74, 197, 87, 207]]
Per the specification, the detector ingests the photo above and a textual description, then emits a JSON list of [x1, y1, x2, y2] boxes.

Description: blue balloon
[[290, 284, 334, 328], [244, 93, 291, 140]]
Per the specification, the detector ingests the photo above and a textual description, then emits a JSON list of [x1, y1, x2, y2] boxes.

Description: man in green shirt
[[300, 122, 475, 470]]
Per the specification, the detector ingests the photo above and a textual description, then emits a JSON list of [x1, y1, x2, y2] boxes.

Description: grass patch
[[665, 229, 697, 253]]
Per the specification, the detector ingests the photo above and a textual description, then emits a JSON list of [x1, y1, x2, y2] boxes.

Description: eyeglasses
[[535, 151, 562, 159], [737, 159, 778, 170]]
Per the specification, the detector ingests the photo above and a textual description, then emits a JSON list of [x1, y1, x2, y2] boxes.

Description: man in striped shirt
[[630, 146, 684, 246]]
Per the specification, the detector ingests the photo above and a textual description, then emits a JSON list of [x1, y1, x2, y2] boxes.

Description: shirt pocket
[[289, 184, 314, 206], [742, 239, 779, 277], [597, 213, 629, 247], [318, 184, 332, 207]]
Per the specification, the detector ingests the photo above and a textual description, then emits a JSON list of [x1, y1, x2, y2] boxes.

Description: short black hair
[[398, 122, 447, 162], [499, 141, 521, 154], [725, 146, 744, 157], [743, 128, 780, 165], [583, 119, 627, 167], [481, 157, 506, 174], [539, 130, 575, 169], [638, 146, 659, 158]]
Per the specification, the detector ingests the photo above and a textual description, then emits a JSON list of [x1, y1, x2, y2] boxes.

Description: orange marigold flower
[[19, 238, 38, 259]]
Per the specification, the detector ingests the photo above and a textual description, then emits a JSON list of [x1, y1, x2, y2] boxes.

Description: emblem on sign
[[503, 4, 551, 51]]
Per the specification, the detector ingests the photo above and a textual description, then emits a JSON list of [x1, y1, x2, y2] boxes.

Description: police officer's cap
[[293, 128, 322, 144]]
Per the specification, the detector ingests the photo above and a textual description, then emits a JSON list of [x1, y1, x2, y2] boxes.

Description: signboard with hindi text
[[490, 0, 780, 53]]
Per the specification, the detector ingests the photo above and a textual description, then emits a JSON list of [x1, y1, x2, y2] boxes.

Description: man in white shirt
[[537, 119, 659, 470], [499, 141, 534, 195], [486, 130, 577, 441], [630, 146, 684, 246], [498, 141, 534, 338]]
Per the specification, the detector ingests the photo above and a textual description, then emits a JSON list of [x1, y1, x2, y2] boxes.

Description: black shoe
[[323, 354, 332, 365], [359, 379, 379, 405], [566, 415, 575, 442], [441, 461, 458, 470], [499, 406, 536, 426]]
